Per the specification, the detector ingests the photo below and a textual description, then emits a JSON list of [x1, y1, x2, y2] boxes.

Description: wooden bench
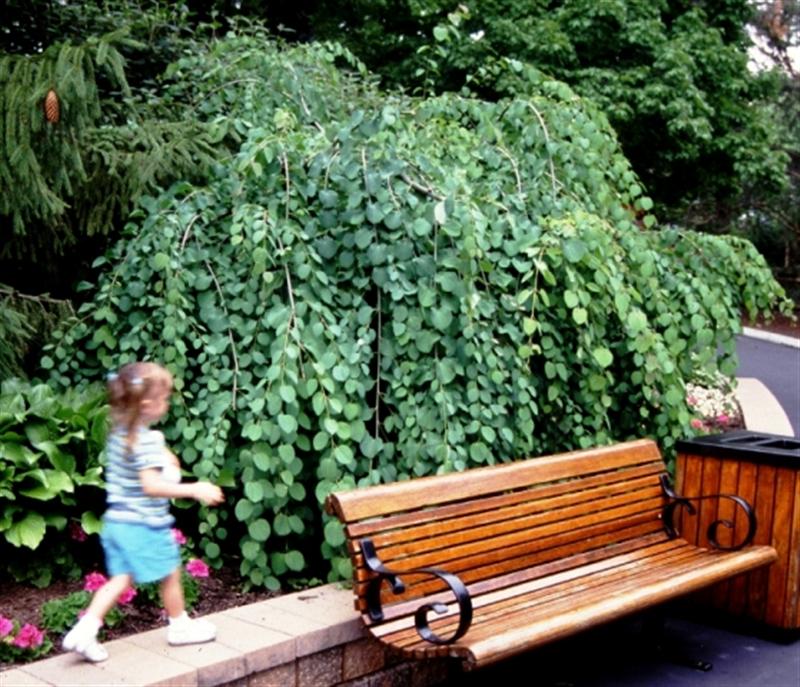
[[325, 439, 778, 670]]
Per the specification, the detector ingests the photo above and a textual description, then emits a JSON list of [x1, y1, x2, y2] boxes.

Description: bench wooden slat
[[354, 516, 666, 610], [377, 546, 713, 652], [353, 496, 665, 583], [344, 461, 665, 539], [390, 544, 711, 640], [327, 439, 661, 522], [455, 545, 777, 668], [354, 475, 664, 553], [380, 544, 776, 666], [370, 537, 690, 632]]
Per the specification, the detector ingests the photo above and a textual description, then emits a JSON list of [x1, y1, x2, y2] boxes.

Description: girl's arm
[[165, 448, 181, 468], [139, 468, 224, 505]]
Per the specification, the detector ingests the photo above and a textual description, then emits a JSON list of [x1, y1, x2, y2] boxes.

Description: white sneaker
[[78, 640, 109, 662], [63, 622, 108, 663], [167, 616, 216, 645]]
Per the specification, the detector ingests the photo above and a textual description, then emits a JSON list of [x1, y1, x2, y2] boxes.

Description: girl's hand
[[193, 481, 224, 506]]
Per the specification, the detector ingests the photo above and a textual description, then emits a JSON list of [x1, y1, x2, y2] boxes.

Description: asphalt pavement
[[735, 334, 799, 437], [443, 332, 800, 687]]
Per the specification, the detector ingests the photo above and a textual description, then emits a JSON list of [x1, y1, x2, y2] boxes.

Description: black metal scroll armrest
[[659, 473, 757, 551], [360, 538, 473, 645]]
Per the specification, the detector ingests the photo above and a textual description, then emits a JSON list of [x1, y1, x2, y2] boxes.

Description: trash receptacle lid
[[677, 430, 800, 468]]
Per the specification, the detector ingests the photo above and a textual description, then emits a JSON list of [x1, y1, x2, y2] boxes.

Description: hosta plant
[[0, 379, 107, 586]]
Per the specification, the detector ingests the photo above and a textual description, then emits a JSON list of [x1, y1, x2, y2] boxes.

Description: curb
[[735, 377, 795, 437], [741, 327, 800, 349]]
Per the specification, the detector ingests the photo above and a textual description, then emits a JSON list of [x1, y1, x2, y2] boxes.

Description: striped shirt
[[104, 427, 175, 528]]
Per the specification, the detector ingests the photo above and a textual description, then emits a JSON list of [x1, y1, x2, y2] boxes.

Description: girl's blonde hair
[[107, 362, 173, 456]]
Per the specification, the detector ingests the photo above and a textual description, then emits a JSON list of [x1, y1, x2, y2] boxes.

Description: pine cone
[[44, 89, 60, 124]]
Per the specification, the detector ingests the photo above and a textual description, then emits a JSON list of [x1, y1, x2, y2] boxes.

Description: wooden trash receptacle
[[675, 431, 800, 630]]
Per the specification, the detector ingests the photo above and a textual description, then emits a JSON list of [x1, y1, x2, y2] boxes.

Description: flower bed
[[0, 528, 279, 670], [686, 369, 744, 434]]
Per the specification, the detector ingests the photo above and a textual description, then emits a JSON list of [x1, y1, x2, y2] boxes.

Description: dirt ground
[[743, 310, 799, 338]]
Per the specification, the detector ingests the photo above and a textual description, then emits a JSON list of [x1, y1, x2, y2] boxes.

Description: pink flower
[[12, 624, 44, 649], [716, 414, 729, 425], [686, 395, 697, 406], [83, 572, 108, 592], [0, 616, 13, 638], [119, 586, 137, 605], [69, 521, 88, 542], [171, 528, 187, 546], [690, 418, 704, 430], [185, 558, 210, 578]]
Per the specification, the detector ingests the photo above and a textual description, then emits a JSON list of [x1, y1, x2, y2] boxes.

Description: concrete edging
[[741, 327, 799, 349], [735, 377, 795, 437]]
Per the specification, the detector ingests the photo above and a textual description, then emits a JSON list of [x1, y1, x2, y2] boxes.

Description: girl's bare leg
[[160, 567, 185, 619], [85, 574, 133, 620], [63, 575, 131, 661]]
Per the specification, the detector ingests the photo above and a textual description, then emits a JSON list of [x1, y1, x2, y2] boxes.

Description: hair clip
[[106, 371, 119, 382], [130, 376, 144, 387]]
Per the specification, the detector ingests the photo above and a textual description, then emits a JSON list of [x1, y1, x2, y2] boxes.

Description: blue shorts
[[101, 519, 180, 584]]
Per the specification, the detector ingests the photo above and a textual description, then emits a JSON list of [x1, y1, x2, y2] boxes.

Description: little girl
[[63, 362, 224, 662]]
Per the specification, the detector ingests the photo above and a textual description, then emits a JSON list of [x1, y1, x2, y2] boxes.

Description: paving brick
[[294, 617, 365, 657], [266, 586, 364, 655], [368, 664, 412, 687], [21, 640, 197, 686], [274, 584, 354, 616], [123, 627, 246, 687], [296, 646, 343, 687], [203, 611, 296, 674], [342, 638, 386, 680], [216, 678, 248, 687], [226, 602, 326, 637], [225, 598, 361, 658], [0, 668, 52, 686], [336, 676, 371, 687], [410, 659, 453, 687], [246, 661, 296, 687]]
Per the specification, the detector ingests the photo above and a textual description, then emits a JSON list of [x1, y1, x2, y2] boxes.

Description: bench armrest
[[360, 538, 473, 645], [659, 473, 757, 551]]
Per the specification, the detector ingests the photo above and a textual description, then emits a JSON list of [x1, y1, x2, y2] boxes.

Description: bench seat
[[326, 439, 777, 670]]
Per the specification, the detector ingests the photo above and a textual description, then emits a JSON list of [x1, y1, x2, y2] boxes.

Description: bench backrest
[[326, 439, 669, 620]]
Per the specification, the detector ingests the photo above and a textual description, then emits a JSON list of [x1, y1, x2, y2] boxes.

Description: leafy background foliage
[[43, 30, 791, 587], [0, 381, 107, 586], [310, 1, 791, 230]]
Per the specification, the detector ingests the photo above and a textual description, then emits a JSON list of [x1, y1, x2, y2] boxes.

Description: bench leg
[[642, 611, 713, 672]]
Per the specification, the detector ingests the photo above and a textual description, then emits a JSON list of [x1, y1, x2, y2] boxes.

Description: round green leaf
[[248, 519, 271, 542], [324, 519, 346, 547]]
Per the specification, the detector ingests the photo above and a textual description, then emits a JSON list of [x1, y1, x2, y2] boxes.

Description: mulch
[[743, 311, 799, 339]]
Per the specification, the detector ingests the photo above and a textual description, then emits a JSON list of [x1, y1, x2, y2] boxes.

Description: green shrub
[[0, 379, 107, 586], [45, 31, 792, 587], [40, 590, 124, 637]]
